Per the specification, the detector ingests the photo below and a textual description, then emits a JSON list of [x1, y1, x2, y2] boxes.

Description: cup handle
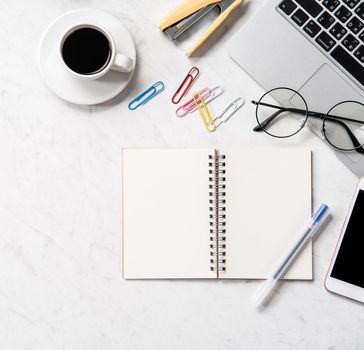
[[111, 53, 134, 73]]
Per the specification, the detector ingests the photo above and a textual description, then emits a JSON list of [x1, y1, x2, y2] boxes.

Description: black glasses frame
[[252, 87, 364, 154]]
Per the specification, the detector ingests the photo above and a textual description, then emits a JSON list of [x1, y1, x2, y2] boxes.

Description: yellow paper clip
[[192, 91, 216, 132]]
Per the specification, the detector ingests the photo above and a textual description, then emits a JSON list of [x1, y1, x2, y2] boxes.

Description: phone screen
[[331, 189, 364, 288]]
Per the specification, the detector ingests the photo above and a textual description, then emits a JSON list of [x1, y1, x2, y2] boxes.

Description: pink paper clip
[[175, 86, 223, 117], [172, 67, 200, 104], [176, 87, 211, 117]]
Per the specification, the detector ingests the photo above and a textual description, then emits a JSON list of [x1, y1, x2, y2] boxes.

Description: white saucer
[[38, 9, 136, 105]]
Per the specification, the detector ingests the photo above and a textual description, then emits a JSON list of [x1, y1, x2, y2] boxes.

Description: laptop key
[[315, 31, 336, 50], [342, 0, 360, 8], [335, 5, 353, 22], [354, 45, 364, 62], [323, 0, 340, 11], [292, 9, 310, 26], [331, 45, 364, 85], [279, 0, 297, 15], [347, 16, 364, 33], [330, 22, 348, 39], [304, 20, 321, 36], [318, 11, 336, 28], [360, 29, 364, 41], [295, 0, 323, 17], [355, 3, 364, 20], [342, 33, 360, 50]]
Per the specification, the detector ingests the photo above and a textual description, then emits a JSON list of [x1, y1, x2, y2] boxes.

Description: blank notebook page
[[122, 148, 215, 279], [220, 148, 312, 279]]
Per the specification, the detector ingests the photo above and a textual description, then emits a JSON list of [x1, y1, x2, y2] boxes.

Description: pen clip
[[312, 204, 329, 224]]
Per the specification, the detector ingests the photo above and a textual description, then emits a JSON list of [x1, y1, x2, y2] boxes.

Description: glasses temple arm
[[307, 111, 364, 125], [252, 103, 364, 153], [252, 101, 364, 131], [253, 106, 307, 131], [253, 109, 284, 131], [252, 101, 364, 125]]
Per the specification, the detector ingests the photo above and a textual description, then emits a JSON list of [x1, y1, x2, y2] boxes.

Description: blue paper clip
[[128, 81, 165, 110]]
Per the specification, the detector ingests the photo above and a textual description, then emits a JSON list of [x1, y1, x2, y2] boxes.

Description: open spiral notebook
[[122, 148, 312, 279]]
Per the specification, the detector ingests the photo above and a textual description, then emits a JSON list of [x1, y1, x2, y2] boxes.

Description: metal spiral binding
[[208, 150, 226, 276]]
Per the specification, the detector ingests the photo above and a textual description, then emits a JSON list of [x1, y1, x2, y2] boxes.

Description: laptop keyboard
[[277, 0, 364, 87]]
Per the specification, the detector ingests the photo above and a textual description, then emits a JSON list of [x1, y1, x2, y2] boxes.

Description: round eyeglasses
[[252, 87, 364, 153]]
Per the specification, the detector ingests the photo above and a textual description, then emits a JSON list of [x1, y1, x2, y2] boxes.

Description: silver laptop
[[228, 0, 364, 176]]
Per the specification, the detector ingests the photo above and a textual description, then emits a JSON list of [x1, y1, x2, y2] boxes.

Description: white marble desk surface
[[0, 0, 363, 349]]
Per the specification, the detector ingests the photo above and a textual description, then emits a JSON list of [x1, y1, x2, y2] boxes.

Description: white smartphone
[[325, 178, 364, 303]]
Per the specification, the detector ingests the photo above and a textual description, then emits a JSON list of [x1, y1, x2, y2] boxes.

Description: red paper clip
[[172, 67, 200, 104]]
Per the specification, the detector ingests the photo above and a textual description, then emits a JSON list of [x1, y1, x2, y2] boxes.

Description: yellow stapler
[[159, 0, 242, 57]]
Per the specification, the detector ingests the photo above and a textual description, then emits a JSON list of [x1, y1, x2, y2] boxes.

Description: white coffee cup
[[60, 24, 134, 80]]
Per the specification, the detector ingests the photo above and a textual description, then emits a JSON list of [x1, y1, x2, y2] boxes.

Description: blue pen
[[252, 204, 330, 308]]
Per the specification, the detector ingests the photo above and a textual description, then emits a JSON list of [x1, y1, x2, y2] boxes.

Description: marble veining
[[0, 0, 363, 349]]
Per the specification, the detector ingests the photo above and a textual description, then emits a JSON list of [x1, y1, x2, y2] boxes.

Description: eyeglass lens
[[255, 87, 308, 138], [323, 101, 364, 151]]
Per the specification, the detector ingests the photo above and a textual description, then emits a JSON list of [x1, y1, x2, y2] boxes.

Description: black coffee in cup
[[62, 26, 111, 75]]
